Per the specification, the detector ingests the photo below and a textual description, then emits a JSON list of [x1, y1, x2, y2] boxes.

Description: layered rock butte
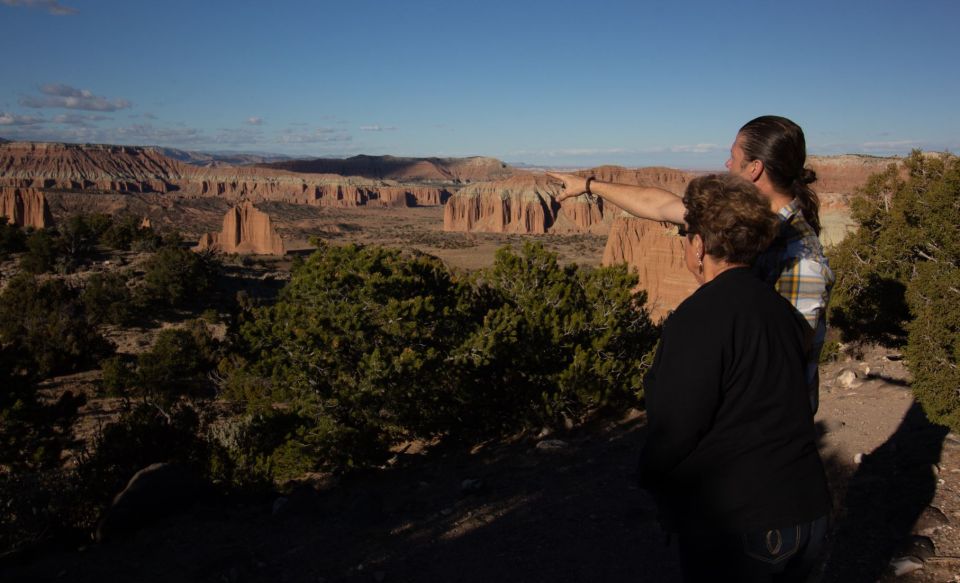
[[444, 166, 699, 319], [0, 186, 54, 229], [196, 201, 286, 255], [0, 140, 904, 315], [0, 142, 462, 208]]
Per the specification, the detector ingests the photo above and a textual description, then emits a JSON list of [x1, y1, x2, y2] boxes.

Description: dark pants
[[677, 515, 829, 583]]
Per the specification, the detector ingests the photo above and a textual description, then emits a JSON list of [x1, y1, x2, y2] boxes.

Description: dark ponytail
[[738, 115, 822, 235]]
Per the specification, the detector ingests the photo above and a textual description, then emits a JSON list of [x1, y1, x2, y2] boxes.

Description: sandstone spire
[[0, 187, 54, 229], [195, 201, 285, 255]]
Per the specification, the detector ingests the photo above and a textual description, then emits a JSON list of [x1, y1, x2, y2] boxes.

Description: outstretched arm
[[547, 172, 686, 225]]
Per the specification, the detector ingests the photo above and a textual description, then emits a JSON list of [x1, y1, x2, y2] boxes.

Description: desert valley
[[2, 138, 959, 583]]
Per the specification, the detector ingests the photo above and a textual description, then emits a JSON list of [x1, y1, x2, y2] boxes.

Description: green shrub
[[140, 246, 220, 308], [83, 271, 138, 326], [0, 344, 85, 554], [135, 322, 218, 404], [0, 216, 26, 260], [830, 151, 960, 431], [99, 355, 137, 396], [20, 228, 62, 274], [229, 242, 657, 475], [0, 274, 113, 377], [58, 215, 99, 269]]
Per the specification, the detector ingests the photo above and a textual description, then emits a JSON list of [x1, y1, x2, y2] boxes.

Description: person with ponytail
[[549, 115, 833, 413]]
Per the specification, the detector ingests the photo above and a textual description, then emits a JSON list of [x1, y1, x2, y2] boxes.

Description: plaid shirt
[[753, 199, 834, 414]]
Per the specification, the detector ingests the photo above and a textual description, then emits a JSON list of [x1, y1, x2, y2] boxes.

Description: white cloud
[[360, 124, 397, 132], [20, 84, 132, 112], [0, 112, 45, 126], [278, 127, 352, 144], [645, 143, 721, 154], [861, 140, 920, 150], [509, 147, 629, 158], [1, 0, 77, 15], [246, 116, 264, 126], [52, 113, 110, 126]]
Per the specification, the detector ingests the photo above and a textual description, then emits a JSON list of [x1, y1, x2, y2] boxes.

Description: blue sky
[[1, 0, 958, 168]]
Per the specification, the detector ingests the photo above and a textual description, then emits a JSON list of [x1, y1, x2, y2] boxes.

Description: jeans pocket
[[741, 525, 802, 565]]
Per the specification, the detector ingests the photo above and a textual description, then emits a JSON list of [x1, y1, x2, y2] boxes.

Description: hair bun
[[797, 167, 817, 185]]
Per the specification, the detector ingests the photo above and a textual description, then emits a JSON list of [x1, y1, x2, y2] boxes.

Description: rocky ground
[[3, 345, 959, 583]]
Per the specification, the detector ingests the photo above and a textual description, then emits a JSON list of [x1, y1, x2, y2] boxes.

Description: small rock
[[440, 507, 454, 516], [537, 427, 553, 438], [896, 535, 936, 561], [890, 556, 923, 576], [854, 452, 865, 464], [914, 505, 950, 535], [837, 369, 860, 389], [536, 439, 569, 451], [95, 462, 203, 543]]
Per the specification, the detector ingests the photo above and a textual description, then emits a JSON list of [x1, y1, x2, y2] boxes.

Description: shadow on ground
[[1, 415, 683, 583], [820, 402, 949, 582]]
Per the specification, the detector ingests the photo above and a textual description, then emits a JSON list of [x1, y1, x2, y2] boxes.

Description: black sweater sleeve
[[638, 311, 722, 491]]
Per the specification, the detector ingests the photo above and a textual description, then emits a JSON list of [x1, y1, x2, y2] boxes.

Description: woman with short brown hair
[[639, 174, 831, 582]]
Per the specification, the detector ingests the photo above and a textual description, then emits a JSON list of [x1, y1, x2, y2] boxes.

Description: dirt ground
[[3, 344, 959, 583]]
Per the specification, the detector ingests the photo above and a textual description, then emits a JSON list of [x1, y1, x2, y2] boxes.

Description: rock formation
[[590, 167, 698, 320], [0, 187, 54, 228], [0, 142, 460, 208], [196, 201, 285, 255], [441, 166, 700, 317], [262, 154, 517, 183], [603, 218, 698, 321], [807, 155, 902, 209], [443, 174, 566, 234]]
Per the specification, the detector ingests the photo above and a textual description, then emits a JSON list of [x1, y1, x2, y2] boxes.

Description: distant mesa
[[443, 173, 565, 234], [0, 186, 54, 229], [0, 141, 457, 207], [261, 154, 517, 183], [196, 201, 286, 256], [807, 155, 904, 209], [0, 139, 901, 318]]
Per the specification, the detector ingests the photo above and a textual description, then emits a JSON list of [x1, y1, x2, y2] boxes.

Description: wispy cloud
[[0, 111, 45, 126], [246, 116, 264, 126], [509, 147, 629, 158], [1, 0, 77, 16], [279, 127, 352, 144], [52, 113, 110, 126], [860, 140, 920, 150], [20, 83, 132, 112], [360, 124, 397, 132], [646, 143, 721, 154]]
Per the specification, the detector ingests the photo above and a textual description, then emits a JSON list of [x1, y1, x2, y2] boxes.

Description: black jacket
[[639, 267, 830, 533]]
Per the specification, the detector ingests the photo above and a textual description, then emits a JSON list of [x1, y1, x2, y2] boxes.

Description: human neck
[[701, 259, 746, 284], [755, 176, 794, 214]]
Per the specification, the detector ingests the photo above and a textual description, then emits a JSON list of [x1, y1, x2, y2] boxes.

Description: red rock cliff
[[0, 187, 54, 228], [443, 174, 565, 234], [592, 167, 698, 320]]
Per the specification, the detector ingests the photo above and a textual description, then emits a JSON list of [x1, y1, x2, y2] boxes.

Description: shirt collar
[[777, 198, 801, 222]]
